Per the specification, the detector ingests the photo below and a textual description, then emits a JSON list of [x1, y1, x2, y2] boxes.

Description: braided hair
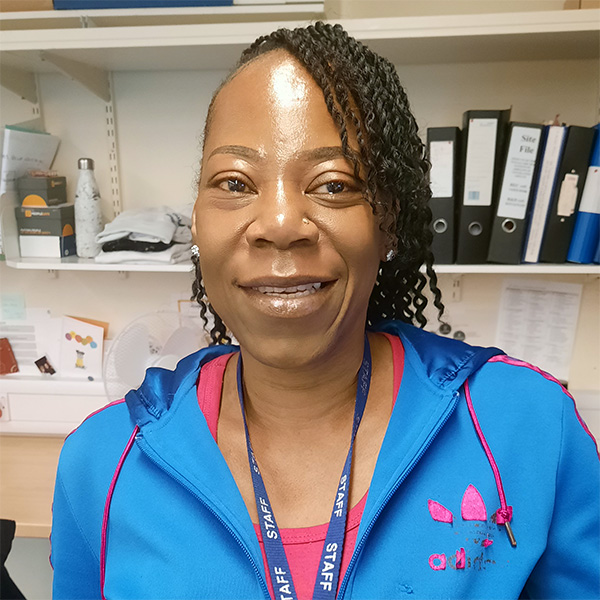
[[192, 21, 444, 345]]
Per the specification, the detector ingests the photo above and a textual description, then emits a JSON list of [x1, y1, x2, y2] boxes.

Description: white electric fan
[[103, 311, 210, 402]]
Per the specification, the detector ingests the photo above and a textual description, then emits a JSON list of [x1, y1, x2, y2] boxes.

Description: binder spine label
[[430, 141, 454, 198], [497, 126, 542, 220], [463, 118, 497, 207], [556, 174, 580, 217], [523, 126, 566, 263], [578, 167, 600, 214]]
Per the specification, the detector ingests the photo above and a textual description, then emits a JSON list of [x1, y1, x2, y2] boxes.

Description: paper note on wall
[[0, 126, 60, 195], [495, 279, 583, 383], [59, 316, 104, 381]]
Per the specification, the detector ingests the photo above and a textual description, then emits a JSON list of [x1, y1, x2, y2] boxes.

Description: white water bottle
[[74, 158, 103, 258]]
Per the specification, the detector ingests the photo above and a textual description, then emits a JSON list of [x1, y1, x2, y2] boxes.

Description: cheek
[[329, 208, 383, 265], [325, 210, 383, 297]]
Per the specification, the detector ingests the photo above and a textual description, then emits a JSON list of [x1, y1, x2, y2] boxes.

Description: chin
[[234, 324, 333, 369], [230, 307, 369, 373]]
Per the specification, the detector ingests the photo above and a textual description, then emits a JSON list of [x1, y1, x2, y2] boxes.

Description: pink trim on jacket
[[100, 425, 139, 600], [464, 379, 515, 546], [488, 355, 599, 457]]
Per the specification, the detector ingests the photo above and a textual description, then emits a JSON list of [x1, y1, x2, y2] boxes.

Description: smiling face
[[193, 51, 386, 367]]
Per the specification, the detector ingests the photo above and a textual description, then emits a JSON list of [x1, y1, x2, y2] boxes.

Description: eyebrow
[[208, 145, 265, 161], [295, 146, 360, 163], [208, 145, 361, 164]]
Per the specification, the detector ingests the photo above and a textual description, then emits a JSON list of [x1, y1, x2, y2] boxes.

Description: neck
[[237, 329, 367, 433]]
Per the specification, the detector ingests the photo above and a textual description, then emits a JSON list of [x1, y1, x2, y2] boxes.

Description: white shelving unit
[[0, 376, 107, 436], [3, 257, 599, 275], [3, 256, 192, 272], [433, 264, 600, 275], [0, 6, 599, 434], [0, 8, 597, 72]]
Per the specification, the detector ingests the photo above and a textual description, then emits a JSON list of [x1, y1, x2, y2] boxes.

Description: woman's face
[[193, 51, 386, 366]]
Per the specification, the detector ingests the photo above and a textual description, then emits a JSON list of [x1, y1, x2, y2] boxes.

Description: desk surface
[[0, 435, 64, 538]]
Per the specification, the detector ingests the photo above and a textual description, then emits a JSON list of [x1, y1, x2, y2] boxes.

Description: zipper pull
[[494, 507, 517, 547], [503, 521, 517, 548]]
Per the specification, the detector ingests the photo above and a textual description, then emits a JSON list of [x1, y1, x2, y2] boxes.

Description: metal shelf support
[[39, 51, 110, 102], [0, 63, 38, 104]]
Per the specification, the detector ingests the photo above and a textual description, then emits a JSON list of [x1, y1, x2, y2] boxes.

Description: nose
[[245, 181, 318, 250]]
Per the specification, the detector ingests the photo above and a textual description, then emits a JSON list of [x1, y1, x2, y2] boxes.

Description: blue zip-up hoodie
[[51, 321, 599, 599]]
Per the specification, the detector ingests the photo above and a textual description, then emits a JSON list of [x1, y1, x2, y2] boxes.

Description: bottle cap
[[78, 158, 95, 170]]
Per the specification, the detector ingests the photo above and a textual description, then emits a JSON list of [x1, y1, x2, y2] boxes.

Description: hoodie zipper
[[337, 390, 460, 599], [135, 433, 272, 600]]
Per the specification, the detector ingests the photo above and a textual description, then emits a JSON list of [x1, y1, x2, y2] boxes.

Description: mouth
[[237, 278, 336, 317]]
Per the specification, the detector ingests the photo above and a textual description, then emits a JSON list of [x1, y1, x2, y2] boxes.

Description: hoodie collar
[[124, 343, 235, 427], [376, 320, 503, 391]]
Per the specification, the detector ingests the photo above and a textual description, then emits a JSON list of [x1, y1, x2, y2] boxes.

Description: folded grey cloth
[[96, 206, 192, 245]]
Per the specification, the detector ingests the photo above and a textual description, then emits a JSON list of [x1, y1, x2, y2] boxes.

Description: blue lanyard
[[236, 336, 372, 600]]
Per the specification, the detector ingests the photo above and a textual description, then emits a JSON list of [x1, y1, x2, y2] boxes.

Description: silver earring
[[386, 249, 396, 262], [191, 244, 199, 258]]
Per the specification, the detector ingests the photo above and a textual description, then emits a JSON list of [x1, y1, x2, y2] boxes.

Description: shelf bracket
[[39, 51, 111, 102], [0, 63, 38, 104], [79, 15, 97, 28], [117, 271, 129, 279], [46, 269, 58, 279]]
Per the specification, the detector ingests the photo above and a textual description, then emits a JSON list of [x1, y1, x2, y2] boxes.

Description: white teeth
[[253, 282, 323, 296]]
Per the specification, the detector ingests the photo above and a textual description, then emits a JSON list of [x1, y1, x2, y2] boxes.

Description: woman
[[51, 23, 599, 599]]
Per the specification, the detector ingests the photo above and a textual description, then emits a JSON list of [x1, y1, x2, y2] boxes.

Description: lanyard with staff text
[[236, 335, 372, 600]]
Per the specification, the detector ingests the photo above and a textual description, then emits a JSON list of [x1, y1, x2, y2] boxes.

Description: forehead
[[204, 51, 345, 154]]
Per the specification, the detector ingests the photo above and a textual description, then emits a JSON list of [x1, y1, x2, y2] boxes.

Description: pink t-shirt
[[197, 332, 404, 599]]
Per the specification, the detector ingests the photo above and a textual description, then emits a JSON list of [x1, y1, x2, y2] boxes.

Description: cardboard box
[[15, 203, 75, 237], [15, 203, 76, 257], [17, 175, 67, 207], [0, 1, 53, 11], [324, 1, 580, 18], [18, 234, 76, 258]]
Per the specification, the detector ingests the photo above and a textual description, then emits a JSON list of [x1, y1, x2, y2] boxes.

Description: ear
[[191, 203, 198, 239]]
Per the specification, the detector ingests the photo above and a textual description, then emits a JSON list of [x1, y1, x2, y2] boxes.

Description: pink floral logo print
[[427, 485, 495, 571]]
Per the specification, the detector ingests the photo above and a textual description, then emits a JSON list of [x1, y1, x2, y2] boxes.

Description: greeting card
[[59, 316, 104, 380]]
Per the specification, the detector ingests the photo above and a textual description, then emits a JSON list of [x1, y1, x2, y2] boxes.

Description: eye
[[308, 175, 363, 201], [324, 181, 346, 194], [225, 178, 247, 193]]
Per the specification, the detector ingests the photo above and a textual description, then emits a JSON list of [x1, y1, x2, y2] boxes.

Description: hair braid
[[191, 254, 232, 345]]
